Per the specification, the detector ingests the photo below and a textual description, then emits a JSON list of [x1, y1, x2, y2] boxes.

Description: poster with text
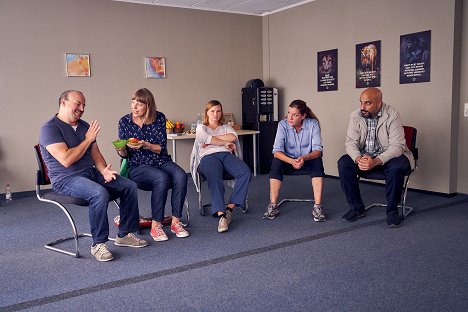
[[356, 40, 381, 88], [400, 30, 431, 84], [317, 49, 338, 92]]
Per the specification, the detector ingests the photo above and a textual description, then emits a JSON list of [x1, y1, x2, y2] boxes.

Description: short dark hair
[[58, 90, 83, 106]]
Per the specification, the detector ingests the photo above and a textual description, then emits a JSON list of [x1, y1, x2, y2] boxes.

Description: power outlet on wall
[[465, 103, 468, 117]]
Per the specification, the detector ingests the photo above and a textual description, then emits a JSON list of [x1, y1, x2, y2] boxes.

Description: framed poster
[[317, 49, 338, 92], [355, 40, 380, 88], [400, 30, 431, 84], [65, 53, 90, 77], [145, 57, 166, 78]]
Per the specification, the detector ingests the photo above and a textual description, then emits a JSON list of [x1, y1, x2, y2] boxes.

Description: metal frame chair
[[34, 144, 118, 258], [196, 169, 248, 216], [277, 167, 315, 207], [118, 159, 190, 226], [362, 126, 419, 219]]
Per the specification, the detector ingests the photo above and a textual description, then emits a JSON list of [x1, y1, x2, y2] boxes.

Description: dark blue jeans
[[198, 152, 252, 216], [337, 154, 411, 214], [129, 162, 187, 222], [53, 167, 140, 244]]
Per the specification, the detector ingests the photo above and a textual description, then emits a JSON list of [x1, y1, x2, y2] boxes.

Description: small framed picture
[[65, 53, 91, 77], [224, 113, 234, 124], [145, 57, 166, 78]]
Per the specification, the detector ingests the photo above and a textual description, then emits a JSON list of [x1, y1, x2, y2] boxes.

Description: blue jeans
[[129, 162, 187, 222], [337, 154, 411, 214], [53, 168, 140, 244], [198, 152, 252, 216]]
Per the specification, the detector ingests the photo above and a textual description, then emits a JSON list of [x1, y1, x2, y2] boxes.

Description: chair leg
[[400, 174, 414, 219], [364, 174, 414, 219], [180, 197, 190, 226], [42, 198, 117, 258], [198, 189, 206, 217], [239, 194, 248, 213], [40, 198, 81, 258], [277, 198, 314, 207]]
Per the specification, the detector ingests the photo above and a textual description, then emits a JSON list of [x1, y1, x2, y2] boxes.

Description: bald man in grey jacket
[[338, 87, 414, 227]]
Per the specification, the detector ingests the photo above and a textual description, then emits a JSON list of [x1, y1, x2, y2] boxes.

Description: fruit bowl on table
[[173, 127, 185, 134]]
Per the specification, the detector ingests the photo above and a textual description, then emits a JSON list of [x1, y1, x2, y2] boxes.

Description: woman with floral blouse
[[116, 88, 189, 241]]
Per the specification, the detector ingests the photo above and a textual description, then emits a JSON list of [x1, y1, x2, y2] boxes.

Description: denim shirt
[[118, 112, 172, 168], [272, 118, 323, 158]]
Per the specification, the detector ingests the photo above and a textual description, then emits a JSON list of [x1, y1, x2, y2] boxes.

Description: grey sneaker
[[91, 243, 114, 262], [225, 209, 233, 225], [218, 216, 229, 233], [312, 204, 326, 222], [115, 233, 149, 248], [263, 203, 279, 220]]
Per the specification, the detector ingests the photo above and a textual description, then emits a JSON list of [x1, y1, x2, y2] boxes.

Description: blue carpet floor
[[0, 175, 467, 311]]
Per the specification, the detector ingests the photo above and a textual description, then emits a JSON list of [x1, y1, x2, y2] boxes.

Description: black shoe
[[342, 209, 365, 222], [387, 212, 402, 228]]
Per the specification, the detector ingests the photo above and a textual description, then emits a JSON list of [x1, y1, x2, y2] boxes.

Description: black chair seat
[[42, 190, 121, 206], [42, 191, 89, 206]]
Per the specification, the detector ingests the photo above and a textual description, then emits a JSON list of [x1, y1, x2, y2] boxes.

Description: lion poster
[[355, 40, 380, 88], [317, 49, 338, 92]]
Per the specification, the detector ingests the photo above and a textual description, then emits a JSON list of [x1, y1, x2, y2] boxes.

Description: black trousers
[[337, 154, 411, 214]]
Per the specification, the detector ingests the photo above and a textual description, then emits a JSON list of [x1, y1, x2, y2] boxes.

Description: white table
[[167, 129, 260, 176]]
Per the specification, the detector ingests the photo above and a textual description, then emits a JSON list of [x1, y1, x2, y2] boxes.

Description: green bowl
[[112, 139, 127, 148]]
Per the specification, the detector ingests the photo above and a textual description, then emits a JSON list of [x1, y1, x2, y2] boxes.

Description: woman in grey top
[[195, 100, 252, 233]]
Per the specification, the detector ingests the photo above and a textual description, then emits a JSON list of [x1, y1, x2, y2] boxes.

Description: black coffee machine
[[241, 79, 279, 174]]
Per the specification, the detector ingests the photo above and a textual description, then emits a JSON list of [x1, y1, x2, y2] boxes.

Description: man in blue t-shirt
[[39, 90, 148, 261]]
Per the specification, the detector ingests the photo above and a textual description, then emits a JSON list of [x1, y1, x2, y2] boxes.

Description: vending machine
[[241, 79, 279, 174]]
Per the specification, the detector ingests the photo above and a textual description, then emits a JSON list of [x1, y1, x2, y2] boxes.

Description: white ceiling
[[112, 0, 315, 16]]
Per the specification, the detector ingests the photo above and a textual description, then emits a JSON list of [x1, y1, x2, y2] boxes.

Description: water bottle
[[196, 113, 202, 125], [5, 184, 12, 201]]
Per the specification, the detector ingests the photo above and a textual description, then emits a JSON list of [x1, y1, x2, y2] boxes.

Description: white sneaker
[[91, 243, 114, 262], [218, 216, 228, 233]]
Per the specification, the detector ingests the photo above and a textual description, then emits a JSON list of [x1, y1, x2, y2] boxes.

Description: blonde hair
[[203, 100, 225, 125]]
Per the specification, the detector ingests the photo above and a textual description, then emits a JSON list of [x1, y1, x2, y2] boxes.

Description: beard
[[360, 110, 371, 118]]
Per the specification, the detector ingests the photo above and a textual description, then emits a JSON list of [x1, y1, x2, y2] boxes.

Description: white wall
[[263, 0, 464, 194], [0, 0, 466, 195], [0, 0, 262, 192]]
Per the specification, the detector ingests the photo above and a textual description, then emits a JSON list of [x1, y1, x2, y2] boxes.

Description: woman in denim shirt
[[263, 100, 326, 222], [116, 88, 189, 241]]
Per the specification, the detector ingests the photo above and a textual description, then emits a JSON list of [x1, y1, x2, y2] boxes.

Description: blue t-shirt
[[39, 115, 95, 184], [118, 111, 172, 168], [272, 118, 323, 158]]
